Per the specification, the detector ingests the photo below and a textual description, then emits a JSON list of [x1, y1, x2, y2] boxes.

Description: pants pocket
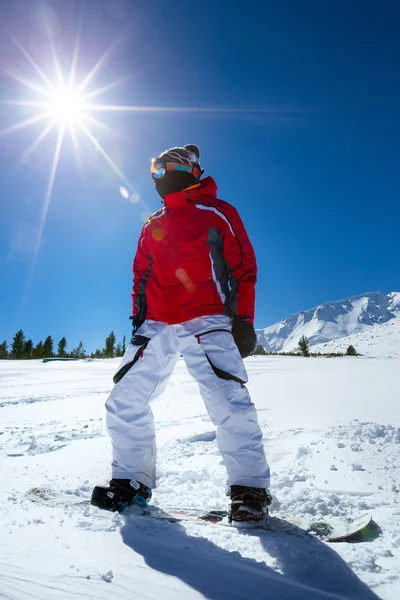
[[196, 329, 248, 385], [113, 334, 150, 384]]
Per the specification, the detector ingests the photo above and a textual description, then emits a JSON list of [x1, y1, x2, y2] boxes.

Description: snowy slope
[[257, 291, 400, 353], [1, 357, 400, 599], [311, 316, 400, 357]]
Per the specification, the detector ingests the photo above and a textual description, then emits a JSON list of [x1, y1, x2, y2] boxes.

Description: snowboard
[[26, 487, 375, 543], [163, 508, 375, 543]]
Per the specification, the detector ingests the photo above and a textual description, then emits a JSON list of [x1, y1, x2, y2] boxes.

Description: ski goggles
[[150, 157, 202, 180]]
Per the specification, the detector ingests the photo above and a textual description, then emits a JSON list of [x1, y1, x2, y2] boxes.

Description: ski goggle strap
[[150, 158, 202, 180]]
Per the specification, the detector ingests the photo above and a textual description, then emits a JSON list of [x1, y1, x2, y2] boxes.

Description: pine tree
[[346, 344, 358, 356], [42, 336, 54, 358], [32, 341, 43, 359], [122, 335, 126, 354], [115, 342, 123, 357], [11, 329, 26, 359], [70, 341, 86, 359], [252, 345, 267, 356], [23, 339, 33, 359], [57, 337, 67, 357], [104, 331, 116, 357], [0, 340, 8, 359], [298, 335, 310, 357]]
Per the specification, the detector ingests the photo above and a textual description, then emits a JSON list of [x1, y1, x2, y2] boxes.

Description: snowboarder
[[91, 144, 271, 522]]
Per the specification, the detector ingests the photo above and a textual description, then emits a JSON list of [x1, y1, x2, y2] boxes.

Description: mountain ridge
[[257, 291, 400, 354]]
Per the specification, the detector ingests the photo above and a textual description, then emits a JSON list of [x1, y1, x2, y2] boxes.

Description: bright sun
[[1, 24, 270, 291], [47, 86, 86, 122]]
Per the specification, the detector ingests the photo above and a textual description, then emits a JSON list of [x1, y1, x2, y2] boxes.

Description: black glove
[[232, 315, 256, 358], [129, 316, 144, 337]]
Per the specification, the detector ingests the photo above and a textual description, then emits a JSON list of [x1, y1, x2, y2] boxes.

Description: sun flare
[[2, 23, 269, 290], [0, 28, 140, 287], [47, 86, 86, 123]]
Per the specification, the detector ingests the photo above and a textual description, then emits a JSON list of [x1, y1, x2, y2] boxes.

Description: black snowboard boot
[[91, 479, 152, 512], [228, 486, 272, 523]]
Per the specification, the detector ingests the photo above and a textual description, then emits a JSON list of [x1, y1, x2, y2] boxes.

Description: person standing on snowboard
[[91, 144, 271, 522]]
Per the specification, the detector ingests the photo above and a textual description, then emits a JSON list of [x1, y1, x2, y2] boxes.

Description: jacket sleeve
[[222, 205, 257, 324], [132, 226, 152, 319]]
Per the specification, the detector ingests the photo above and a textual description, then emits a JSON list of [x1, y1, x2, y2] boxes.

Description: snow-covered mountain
[[257, 291, 400, 354], [311, 316, 400, 357]]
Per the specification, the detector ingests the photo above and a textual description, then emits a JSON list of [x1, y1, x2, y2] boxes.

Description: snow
[[1, 356, 399, 599], [257, 291, 400, 354], [311, 317, 400, 357]]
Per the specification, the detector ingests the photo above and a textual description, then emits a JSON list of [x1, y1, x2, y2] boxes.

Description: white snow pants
[[106, 315, 270, 490]]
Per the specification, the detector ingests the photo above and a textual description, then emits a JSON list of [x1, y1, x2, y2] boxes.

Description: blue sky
[[0, 0, 399, 353]]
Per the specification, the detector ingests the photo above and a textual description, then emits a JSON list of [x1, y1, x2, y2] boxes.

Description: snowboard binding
[[91, 479, 152, 512]]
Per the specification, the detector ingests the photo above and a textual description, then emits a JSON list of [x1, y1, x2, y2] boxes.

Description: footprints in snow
[[4, 419, 105, 457], [181, 431, 217, 443]]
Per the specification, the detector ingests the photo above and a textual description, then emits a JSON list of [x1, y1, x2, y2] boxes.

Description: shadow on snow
[[120, 513, 381, 600]]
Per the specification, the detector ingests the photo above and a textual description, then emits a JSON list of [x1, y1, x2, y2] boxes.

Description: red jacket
[[132, 176, 257, 324]]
